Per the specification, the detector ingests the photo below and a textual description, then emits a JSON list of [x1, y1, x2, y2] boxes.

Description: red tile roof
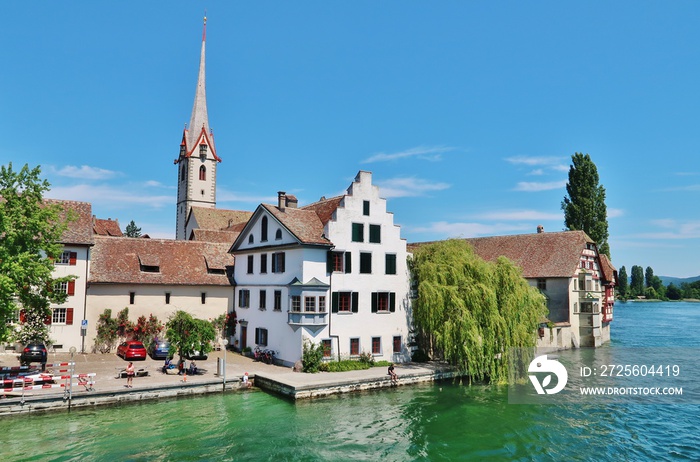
[[46, 199, 94, 245], [89, 236, 234, 285], [261, 204, 332, 246], [188, 207, 252, 231], [189, 228, 240, 243], [301, 196, 343, 225], [93, 217, 123, 237]]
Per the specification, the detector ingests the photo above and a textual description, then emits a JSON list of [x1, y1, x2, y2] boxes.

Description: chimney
[[537, 225, 544, 233], [278, 191, 286, 211], [286, 194, 298, 209]]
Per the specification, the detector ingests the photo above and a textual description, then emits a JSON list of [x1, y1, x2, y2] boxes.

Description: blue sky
[[2, 2, 700, 278]]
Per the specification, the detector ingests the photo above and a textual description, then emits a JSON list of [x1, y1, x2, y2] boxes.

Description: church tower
[[175, 16, 221, 240]]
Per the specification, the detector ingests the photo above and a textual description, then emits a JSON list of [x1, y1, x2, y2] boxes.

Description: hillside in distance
[[659, 275, 700, 286]]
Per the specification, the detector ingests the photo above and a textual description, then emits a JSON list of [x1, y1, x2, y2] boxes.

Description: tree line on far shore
[[617, 265, 700, 300]]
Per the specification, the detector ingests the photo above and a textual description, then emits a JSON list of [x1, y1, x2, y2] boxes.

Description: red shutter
[[19, 310, 26, 323], [45, 313, 52, 325], [66, 308, 74, 325], [68, 280, 75, 296], [69, 252, 77, 266]]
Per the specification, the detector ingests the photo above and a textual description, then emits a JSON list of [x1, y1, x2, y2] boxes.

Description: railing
[[287, 311, 328, 326]]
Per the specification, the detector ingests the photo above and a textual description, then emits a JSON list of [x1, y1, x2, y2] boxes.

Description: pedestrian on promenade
[[388, 363, 398, 385], [126, 362, 135, 388]]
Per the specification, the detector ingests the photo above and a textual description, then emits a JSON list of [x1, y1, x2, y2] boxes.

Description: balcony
[[287, 311, 328, 327]]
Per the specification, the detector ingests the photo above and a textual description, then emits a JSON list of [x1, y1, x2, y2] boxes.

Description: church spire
[[186, 15, 213, 152]]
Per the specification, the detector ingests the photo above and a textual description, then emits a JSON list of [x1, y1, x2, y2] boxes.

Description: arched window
[[248, 235, 254, 244], [261, 216, 268, 242], [275, 229, 282, 240], [199, 165, 206, 181]]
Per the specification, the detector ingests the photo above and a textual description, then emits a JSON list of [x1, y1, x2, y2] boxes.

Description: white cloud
[[472, 209, 562, 221], [514, 180, 567, 192], [628, 219, 700, 239], [505, 155, 566, 167], [607, 208, 624, 219], [375, 177, 451, 198], [410, 221, 531, 238], [217, 188, 277, 204], [54, 165, 118, 180], [362, 145, 454, 163], [528, 169, 545, 176], [47, 184, 172, 209]]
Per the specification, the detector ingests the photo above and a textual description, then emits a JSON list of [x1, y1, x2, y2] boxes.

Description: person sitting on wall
[[162, 357, 172, 374], [189, 360, 198, 375], [388, 363, 398, 385], [178, 358, 186, 375]]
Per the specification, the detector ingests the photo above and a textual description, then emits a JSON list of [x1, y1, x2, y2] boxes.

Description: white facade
[[48, 246, 90, 352], [232, 171, 412, 367]]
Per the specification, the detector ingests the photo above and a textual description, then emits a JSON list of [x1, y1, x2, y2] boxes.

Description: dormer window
[[199, 144, 207, 160]]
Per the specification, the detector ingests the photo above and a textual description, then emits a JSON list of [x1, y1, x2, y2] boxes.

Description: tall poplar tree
[[630, 265, 645, 297], [0, 163, 74, 343], [561, 153, 610, 258], [617, 266, 629, 299], [410, 239, 547, 383]]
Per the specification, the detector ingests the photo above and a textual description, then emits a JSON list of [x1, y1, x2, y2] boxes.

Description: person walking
[[126, 362, 135, 388]]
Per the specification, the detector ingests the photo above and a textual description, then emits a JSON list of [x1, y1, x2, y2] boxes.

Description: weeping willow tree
[[410, 239, 547, 384]]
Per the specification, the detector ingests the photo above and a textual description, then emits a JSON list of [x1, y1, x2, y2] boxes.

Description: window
[[350, 338, 360, 356], [255, 327, 268, 346], [129, 292, 135, 305], [322, 339, 332, 357], [369, 224, 381, 243], [275, 229, 282, 240], [272, 252, 285, 273], [239, 289, 250, 308], [385, 254, 397, 275], [372, 292, 396, 313], [180, 165, 186, 181], [259, 290, 267, 310], [165, 292, 171, 304], [363, 200, 370, 216], [305, 296, 316, 312], [247, 255, 254, 274], [332, 292, 358, 313], [537, 279, 547, 291], [291, 295, 301, 312], [318, 296, 326, 312], [201, 292, 207, 304], [360, 252, 372, 274], [260, 254, 267, 274], [199, 165, 206, 181], [328, 251, 351, 273], [352, 223, 364, 242], [52, 308, 74, 325], [274, 290, 282, 311], [54, 281, 67, 294], [372, 337, 381, 355], [261, 217, 268, 242], [393, 336, 401, 353], [248, 235, 254, 244], [56, 251, 77, 266]]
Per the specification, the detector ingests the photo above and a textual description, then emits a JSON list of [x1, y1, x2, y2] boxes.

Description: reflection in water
[[1, 302, 699, 461]]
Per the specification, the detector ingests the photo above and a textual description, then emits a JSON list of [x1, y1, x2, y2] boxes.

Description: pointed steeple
[[186, 15, 215, 154]]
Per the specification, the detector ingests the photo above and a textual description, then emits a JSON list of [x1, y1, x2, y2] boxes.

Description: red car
[[117, 341, 147, 360]]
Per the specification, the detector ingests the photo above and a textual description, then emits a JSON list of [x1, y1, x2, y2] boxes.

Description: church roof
[[93, 217, 123, 237], [188, 206, 253, 231], [89, 236, 233, 285]]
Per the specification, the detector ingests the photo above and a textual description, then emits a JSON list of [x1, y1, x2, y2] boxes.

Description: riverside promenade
[[0, 349, 457, 417]]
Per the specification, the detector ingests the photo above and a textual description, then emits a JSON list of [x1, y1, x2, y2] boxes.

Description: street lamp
[[68, 346, 77, 409], [221, 339, 229, 391]]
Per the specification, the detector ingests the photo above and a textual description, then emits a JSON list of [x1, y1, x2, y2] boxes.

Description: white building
[[230, 171, 412, 366]]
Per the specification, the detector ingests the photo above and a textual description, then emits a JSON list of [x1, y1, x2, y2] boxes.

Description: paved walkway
[[0, 349, 455, 415]]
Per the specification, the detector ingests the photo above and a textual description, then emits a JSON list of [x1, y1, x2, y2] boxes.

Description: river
[[3, 301, 699, 461]]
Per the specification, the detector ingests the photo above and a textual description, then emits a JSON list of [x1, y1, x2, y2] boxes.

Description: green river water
[[3, 301, 699, 461]]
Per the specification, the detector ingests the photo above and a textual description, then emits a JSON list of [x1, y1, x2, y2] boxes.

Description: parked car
[[185, 350, 208, 360], [149, 340, 170, 360], [116, 341, 147, 360], [20, 343, 48, 371]]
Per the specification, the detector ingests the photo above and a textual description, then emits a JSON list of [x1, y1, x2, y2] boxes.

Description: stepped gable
[[46, 199, 94, 245], [92, 217, 123, 237], [465, 230, 593, 278], [301, 195, 343, 225], [261, 203, 331, 246], [189, 206, 252, 231], [89, 236, 233, 285]]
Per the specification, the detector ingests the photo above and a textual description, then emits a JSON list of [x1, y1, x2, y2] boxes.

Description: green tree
[[0, 163, 75, 343], [410, 239, 547, 384], [630, 265, 645, 297], [617, 266, 629, 299], [166, 310, 216, 359], [561, 153, 610, 258], [125, 220, 142, 238], [645, 267, 655, 288], [94, 309, 119, 353], [666, 283, 682, 300]]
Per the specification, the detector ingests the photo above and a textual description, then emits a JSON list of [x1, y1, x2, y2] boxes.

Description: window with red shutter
[[68, 280, 75, 296], [66, 308, 74, 325]]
